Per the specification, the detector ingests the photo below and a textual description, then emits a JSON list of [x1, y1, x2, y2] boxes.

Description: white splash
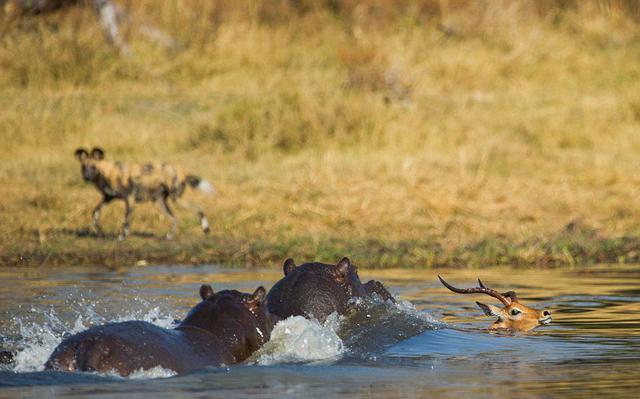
[[127, 366, 177, 380], [9, 304, 177, 375], [113, 306, 176, 329], [12, 313, 66, 373], [253, 314, 344, 365], [97, 365, 177, 380], [354, 293, 442, 325], [393, 299, 442, 325]]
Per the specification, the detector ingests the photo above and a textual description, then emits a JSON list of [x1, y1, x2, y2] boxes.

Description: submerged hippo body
[[363, 279, 396, 302], [267, 257, 395, 322], [45, 286, 272, 376]]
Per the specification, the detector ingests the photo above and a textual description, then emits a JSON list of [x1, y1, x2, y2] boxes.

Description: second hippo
[[45, 285, 272, 376], [267, 257, 395, 322]]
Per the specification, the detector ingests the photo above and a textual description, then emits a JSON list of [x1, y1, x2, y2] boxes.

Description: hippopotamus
[[45, 285, 272, 376], [267, 257, 395, 323]]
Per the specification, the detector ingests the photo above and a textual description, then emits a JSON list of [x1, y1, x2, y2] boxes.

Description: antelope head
[[438, 276, 552, 332]]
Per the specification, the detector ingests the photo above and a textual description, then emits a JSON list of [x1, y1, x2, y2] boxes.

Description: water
[[0, 264, 639, 398]]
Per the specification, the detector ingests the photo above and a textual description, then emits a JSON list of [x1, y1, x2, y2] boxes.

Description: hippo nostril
[[543, 310, 550, 317]]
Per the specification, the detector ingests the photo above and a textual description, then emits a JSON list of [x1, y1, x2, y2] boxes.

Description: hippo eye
[[510, 308, 521, 316]]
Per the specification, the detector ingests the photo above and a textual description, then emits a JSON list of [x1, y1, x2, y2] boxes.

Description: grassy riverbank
[[2, 1, 640, 267]]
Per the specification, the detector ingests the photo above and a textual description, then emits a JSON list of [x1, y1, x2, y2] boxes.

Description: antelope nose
[[539, 310, 552, 325]]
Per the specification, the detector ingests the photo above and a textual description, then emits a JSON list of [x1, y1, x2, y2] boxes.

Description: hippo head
[[283, 257, 367, 299], [267, 257, 368, 322], [180, 285, 273, 360]]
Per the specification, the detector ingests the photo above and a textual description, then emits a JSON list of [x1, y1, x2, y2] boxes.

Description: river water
[[0, 264, 639, 398]]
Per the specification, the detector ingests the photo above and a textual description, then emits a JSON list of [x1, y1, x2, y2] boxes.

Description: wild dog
[[74, 147, 215, 240]]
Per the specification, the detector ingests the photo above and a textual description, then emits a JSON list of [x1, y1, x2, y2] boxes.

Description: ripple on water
[[0, 264, 639, 398]]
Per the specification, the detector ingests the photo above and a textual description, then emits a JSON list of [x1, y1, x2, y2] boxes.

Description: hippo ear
[[90, 147, 105, 160], [332, 257, 351, 282], [252, 286, 266, 302], [75, 148, 88, 161], [200, 284, 215, 300], [283, 258, 296, 276], [337, 257, 351, 272]]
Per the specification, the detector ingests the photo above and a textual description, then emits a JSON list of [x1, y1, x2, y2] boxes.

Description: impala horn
[[438, 276, 511, 306]]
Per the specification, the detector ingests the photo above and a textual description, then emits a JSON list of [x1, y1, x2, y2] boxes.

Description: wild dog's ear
[[332, 257, 351, 282], [283, 258, 296, 275], [477, 302, 501, 317], [90, 147, 105, 160], [200, 284, 215, 300], [75, 148, 88, 161], [251, 286, 266, 302]]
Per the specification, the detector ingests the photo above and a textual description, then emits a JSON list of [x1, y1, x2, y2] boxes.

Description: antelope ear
[[502, 291, 518, 304], [283, 258, 296, 276], [252, 286, 266, 302], [200, 284, 214, 300], [75, 148, 88, 161], [90, 147, 105, 160], [476, 302, 501, 317]]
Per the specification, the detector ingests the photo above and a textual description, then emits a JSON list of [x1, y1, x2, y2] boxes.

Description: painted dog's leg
[[160, 196, 178, 240], [118, 197, 132, 240], [92, 196, 112, 236]]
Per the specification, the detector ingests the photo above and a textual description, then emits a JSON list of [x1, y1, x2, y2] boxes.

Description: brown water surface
[[0, 264, 638, 398]]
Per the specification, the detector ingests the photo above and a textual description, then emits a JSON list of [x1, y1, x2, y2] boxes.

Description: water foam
[[339, 295, 444, 357], [98, 365, 178, 380], [353, 293, 442, 325], [252, 314, 344, 365], [250, 296, 442, 366], [128, 365, 178, 379], [390, 299, 442, 325], [8, 301, 177, 377]]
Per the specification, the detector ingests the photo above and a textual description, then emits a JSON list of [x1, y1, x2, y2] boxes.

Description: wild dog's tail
[[186, 175, 216, 194]]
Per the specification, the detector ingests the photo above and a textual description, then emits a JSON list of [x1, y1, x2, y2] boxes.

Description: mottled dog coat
[[75, 147, 214, 239]]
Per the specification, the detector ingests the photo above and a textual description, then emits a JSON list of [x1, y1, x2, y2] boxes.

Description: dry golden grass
[[1, 1, 640, 267]]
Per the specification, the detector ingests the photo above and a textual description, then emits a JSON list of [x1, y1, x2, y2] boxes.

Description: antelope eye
[[510, 309, 521, 316]]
